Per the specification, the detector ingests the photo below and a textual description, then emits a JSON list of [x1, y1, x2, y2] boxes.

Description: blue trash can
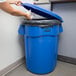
[[25, 25, 63, 74], [18, 3, 63, 74], [18, 21, 63, 74]]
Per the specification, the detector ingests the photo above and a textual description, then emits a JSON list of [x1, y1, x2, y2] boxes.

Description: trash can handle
[[41, 27, 51, 32]]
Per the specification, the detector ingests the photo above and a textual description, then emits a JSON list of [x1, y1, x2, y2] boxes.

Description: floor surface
[[5, 61, 76, 76]]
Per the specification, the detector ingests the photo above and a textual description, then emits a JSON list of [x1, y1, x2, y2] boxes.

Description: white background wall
[[53, 3, 76, 58], [0, 5, 25, 71]]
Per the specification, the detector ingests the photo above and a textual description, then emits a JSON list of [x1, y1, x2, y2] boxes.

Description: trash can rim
[[22, 19, 62, 27]]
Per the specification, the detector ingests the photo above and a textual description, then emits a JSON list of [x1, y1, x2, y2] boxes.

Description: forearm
[[6, 0, 18, 4], [0, 2, 25, 16], [11, 10, 28, 17], [0, 2, 31, 19]]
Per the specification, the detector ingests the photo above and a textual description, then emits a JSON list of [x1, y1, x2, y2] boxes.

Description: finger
[[15, 1, 22, 6]]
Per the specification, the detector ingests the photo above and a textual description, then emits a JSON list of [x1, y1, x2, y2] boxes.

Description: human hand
[[25, 13, 32, 20], [13, 1, 22, 6]]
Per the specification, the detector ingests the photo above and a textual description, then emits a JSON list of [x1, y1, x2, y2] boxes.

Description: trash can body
[[23, 25, 63, 74]]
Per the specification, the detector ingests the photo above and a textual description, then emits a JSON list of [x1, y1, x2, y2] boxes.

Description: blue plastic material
[[18, 25, 63, 36], [18, 25, 63, 74], [21, 3, 63, 22], [18, 24, 25, 35], [25, 35, 58, 74]]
